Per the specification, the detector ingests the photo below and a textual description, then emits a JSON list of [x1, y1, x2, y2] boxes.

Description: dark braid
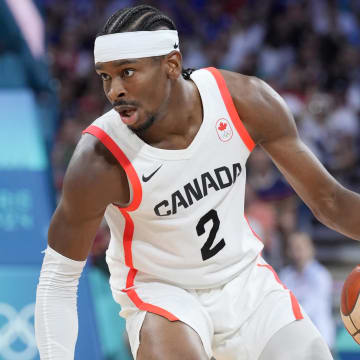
[[97, 5, 195, 79], [182, 68, 195, 80]]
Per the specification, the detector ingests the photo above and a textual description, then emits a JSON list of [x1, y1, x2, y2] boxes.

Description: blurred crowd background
[[2, 0, 360, 358]]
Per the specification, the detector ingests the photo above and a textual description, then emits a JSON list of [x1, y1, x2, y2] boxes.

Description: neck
[[136, 76, 203, 150], [295, 259, 312, 273]]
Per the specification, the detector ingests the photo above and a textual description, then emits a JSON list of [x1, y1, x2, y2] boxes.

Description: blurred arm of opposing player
[[35, 134, 128, 359], [224, 70, 360, 241]]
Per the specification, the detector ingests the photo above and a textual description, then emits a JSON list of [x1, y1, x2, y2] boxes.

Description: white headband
[[94, 30, 180, 63]]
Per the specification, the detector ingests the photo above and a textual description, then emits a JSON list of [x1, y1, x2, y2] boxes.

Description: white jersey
[[84, 67, 263, 292]]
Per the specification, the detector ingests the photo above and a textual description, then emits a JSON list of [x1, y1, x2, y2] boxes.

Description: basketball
[[341, 265, 360, 344]]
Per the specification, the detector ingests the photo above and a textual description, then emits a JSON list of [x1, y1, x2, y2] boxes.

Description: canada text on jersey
[[154, 163, 242, 216]]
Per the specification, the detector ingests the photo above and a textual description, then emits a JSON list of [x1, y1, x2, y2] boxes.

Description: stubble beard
[[128, 112, 157, 137]]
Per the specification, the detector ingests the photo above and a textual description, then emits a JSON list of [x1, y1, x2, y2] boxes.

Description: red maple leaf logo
[[218, 122, 227, 131]]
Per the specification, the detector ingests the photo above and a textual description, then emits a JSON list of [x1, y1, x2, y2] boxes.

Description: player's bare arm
[[48, 133, 129, 260], [223, 70, 360, 241], [35, 133, 130, 358]]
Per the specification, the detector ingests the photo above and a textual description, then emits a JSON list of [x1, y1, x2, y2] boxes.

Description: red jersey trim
[[244, 214, 303, 320], [127, 287, 179, 321], [257, 263, 303, 320], [83, 125, 178, 322], [244, 215, 264, 245], [205, 67, 255, 152], [82, 125, 142, 212]]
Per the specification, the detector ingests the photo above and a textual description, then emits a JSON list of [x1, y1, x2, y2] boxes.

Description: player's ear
[[165, 51, 182, 80]]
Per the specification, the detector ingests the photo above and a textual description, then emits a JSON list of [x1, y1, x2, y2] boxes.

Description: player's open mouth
[[115, 106, 138, 126]]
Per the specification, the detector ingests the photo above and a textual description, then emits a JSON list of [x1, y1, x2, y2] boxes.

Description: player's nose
[[107, 77, 126, 101]]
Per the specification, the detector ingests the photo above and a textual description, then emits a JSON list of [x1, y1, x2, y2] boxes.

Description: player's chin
[[129, 114, 156, 135]]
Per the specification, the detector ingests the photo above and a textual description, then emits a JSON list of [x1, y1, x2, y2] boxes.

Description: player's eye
[[100, 73, 111, 81], [122, 69, 135, 78]]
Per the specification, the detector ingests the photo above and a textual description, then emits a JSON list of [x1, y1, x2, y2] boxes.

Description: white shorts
[[112, 256, 303, 360]]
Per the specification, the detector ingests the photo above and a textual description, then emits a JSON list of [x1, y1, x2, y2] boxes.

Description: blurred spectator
[[247, 147, 294, 201], [221, 6, 265, 71], [51, 117, 83, 195], [326, 87, 359, 186], [246, 148, 296, 268], [245, 186, 281, 268], [299, 92, 334, 163], [279, 232, 336, 349]]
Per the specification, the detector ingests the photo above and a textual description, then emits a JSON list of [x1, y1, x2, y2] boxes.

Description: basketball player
[[35, 5, 359, 360]]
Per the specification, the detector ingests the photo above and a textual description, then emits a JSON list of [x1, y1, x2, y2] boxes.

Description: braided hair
[[97, 5, 195, 80]]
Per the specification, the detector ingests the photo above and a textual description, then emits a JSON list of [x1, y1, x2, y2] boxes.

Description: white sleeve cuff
[[35, 246, 86, 359]]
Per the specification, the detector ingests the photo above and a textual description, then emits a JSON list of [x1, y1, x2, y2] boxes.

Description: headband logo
[[94, 30, 180, 63]]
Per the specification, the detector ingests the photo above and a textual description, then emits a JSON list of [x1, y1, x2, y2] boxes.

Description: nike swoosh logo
[[142, 165, 163, 182]]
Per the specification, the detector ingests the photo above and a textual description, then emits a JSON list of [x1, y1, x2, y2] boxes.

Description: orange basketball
[[341, 265, 360, 344]]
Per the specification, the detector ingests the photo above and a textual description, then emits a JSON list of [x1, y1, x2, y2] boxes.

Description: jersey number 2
[[196, 209, 225, 261]]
